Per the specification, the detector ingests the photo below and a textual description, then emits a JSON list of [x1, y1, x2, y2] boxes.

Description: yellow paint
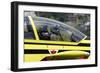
[[80, 40, 90, 44], [24, 54, 49, 62], [47, 45, 63, 49], [24, 39, 90, 45], [63, 46, 90, 50], [24, 39, 78, 45], [24, 44, 48, 49], [28, 16, 39, 40]]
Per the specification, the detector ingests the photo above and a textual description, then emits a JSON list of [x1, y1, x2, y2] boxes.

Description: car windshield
[[25, 16, 87, 42]]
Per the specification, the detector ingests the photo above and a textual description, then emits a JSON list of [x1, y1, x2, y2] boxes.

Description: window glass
[[32, 17, 86, 42], [24, 17, 35, 39]]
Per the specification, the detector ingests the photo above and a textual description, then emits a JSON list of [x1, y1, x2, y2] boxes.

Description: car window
[[33, 19, 72, 42], [24, 17, 35, 39], [32, 16, 86, 42]]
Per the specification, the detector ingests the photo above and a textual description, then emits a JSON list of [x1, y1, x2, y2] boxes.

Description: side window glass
[[36, 23, 51, 40], [33, 17, 86, 42], [59, 24, 86, 42], [24, 17, 35, 39], [34, 21, 72, 42]]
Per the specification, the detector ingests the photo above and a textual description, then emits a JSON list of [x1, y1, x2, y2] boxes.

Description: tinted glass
[[32, 16, 86, 42], [24, 17, 35, 39]]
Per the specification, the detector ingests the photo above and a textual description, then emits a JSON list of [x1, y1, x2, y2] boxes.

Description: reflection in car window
[[24, 17, 35, 39], [32, 16, 86, 42]]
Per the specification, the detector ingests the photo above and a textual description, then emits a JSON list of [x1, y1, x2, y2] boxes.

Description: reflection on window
[[34, 21, 72, 42], [32, 17, 86, 42], [24, 17, 35, 39]]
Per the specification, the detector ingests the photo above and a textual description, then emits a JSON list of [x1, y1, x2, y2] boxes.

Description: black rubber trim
[[24, 42, 90, 46], [24, 50, 49, 54], [24, 50, 90, 54]]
